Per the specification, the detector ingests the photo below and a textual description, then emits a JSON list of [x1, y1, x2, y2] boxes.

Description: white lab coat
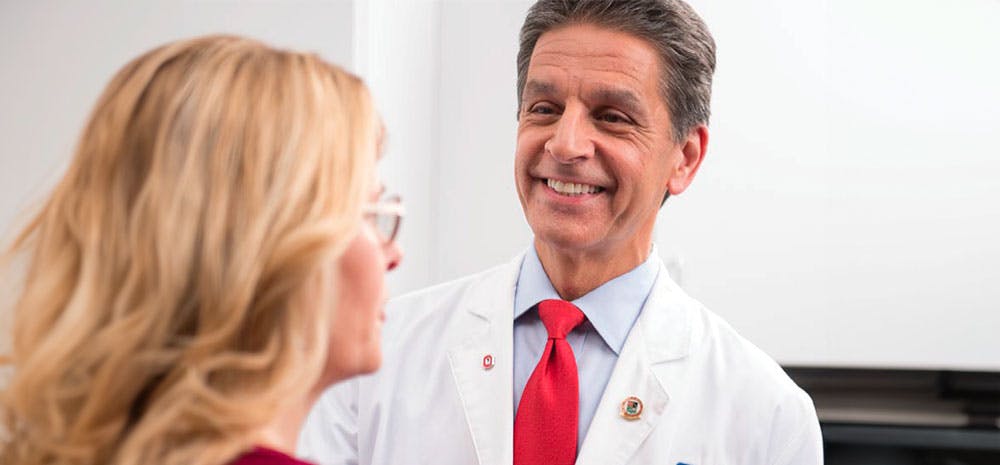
[[300, 253, 823, 465]]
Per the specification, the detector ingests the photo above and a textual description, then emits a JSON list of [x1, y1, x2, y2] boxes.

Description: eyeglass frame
[[363, 194, 404, 245]]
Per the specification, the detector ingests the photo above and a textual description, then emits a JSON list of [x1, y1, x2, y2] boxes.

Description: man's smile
[[544, 178, 606, 196]]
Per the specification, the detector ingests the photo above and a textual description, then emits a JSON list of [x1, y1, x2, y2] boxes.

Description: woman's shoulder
[[229, 446, 315, 465]]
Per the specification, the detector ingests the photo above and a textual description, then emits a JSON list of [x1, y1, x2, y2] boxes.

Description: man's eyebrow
[[522, 80, 558, 99], [591, 87, 644, 116]]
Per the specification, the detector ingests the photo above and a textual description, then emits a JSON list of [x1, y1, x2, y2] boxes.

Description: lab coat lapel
[[576, 260, 697, 465], [446, 254, 523, 465]]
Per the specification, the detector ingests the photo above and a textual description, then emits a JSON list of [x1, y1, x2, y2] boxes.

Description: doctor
[[300, 0, 823, 464]]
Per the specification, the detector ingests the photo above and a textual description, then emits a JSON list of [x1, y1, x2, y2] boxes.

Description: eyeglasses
[[363, 194, 404, 245]]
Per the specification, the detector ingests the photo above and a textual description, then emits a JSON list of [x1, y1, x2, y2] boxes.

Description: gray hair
[[516, 0, 717, 142]]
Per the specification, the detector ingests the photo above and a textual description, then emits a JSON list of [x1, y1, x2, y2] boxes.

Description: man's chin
[[532, 227, 602, 254]]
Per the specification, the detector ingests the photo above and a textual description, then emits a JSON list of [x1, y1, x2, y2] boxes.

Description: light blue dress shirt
[[513, 244, 660, 451]]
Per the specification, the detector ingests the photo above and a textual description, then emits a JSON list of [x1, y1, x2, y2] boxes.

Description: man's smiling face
[[515, 23, 685, 258]]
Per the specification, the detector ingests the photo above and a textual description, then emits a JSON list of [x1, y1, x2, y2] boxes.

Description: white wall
[[358, 0, 532, 293], [354, 0, 442, 295], [434, 1, 534, 281], [0, 0, 356, 241]]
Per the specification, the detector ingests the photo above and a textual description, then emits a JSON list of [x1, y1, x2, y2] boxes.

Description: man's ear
[[666, 124, 708, 196]]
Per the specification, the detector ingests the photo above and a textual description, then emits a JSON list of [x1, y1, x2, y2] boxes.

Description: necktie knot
[[537, 299, 585, 340]]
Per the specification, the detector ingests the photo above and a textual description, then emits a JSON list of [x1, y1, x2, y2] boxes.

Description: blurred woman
[[0, 35, 402, 465]]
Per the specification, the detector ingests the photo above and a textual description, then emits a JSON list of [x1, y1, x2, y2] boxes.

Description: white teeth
[[546, 179, 601, 196]]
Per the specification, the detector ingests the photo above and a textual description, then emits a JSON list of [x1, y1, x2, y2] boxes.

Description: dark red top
[[229, 446, 315, 465]]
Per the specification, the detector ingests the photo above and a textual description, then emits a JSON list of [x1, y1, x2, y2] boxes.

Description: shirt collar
[[514, 243, 660, 354]]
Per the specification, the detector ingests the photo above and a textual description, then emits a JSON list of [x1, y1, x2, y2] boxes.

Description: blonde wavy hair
[[0, 35, 379, 465]]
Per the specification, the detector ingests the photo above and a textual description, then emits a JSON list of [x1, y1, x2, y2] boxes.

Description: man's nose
[[544, 106, 594, 163]]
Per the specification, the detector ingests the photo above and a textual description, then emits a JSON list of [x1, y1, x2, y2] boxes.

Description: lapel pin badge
[[482, 354, 494, 370], [620, 396, 643, 420]]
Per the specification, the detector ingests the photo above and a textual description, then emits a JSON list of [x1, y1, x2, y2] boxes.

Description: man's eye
[[529, 104, 556, 115], [598, 112, 630, 124]]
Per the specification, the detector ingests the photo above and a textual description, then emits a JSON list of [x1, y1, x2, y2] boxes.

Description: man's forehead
[[529, 24, 659, 77], [527, 48, 651, 86], [527, 31, 659, 96]]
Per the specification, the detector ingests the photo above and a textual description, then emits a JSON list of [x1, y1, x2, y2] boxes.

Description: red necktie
[[514, 299, 586, 465]]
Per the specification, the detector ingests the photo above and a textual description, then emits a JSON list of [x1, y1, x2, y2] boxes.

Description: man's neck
[[534, 238, 651, 301]]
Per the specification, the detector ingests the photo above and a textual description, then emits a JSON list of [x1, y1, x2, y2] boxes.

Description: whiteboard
[[655, 0, 1000, 370]]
